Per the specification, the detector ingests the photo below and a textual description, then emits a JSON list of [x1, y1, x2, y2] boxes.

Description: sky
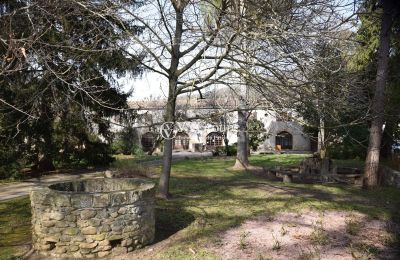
[[120, 72, 167, 101], [120, 0, 357, 102]]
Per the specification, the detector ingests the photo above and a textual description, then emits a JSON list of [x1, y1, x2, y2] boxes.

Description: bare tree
[[220, 1, 357, 168], [81, 0, 242, 198]]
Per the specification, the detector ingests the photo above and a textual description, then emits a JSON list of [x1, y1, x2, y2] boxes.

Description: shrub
[[226, 144, 237, 156], [111, 126, 140, 155], [131, 144, 145, 157]]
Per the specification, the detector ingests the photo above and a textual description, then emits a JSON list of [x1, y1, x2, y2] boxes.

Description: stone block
[[71, 194, 93, 208], [125, 238, 133, 246], [72, 236, 85, 242], [111, 224, 123, 232], [48, 227, 62, 234], [123, 225, 139, 233], [98, 240, 110, 246], [99, 224, 111, 233], [63, 227, 79, 236], [64, 214, 76, 223], [69, 245, 79, 252], [42, 220, 56, 227], [48, 212, 65, 221], [93, 194, 110, 207], [73, 252, 83, 258], [111, 192, 127, 206], [98, 251, 111, 257], [96, 209, 109, 219], [55, 246, 67, 254], [31, 189, 52, 205], [107, 234, 123, 241], [80, 242, 98, 249], [93, 233, 106, 241], [52, 194, 71, 207], [112, 246, 127, 255], [77, 219, 90, 228], [80, 209, 97, 220], [55, 222, 69, 228], [117, 207, 127, 215], [60, 235, 71, 242], [82, 226, 97, 235], [88, 219, 101, 227], [43, 235, 59, 243], [39, 243, 53, 251]]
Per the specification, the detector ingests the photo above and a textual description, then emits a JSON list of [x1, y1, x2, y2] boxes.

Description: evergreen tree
[[0, 1, 143, 176]]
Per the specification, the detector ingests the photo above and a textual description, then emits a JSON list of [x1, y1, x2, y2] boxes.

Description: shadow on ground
[[154, 206, 195, 243]]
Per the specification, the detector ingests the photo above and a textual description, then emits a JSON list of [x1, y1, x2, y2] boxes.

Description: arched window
[[276, 131, 293, 150], [174, 132, 190, 150], [141, 132, 155, 152], [206, 132, 224, 147]]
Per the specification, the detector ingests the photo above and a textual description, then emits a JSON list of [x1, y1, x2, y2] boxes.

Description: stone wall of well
[[30, 179, 155, 258], [380, 166, 400, 188]]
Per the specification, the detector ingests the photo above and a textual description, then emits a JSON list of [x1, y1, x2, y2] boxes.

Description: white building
[[126, 96, 311, 153]]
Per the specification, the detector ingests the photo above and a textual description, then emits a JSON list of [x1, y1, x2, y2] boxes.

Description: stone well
[[30, 178, 155, 258]]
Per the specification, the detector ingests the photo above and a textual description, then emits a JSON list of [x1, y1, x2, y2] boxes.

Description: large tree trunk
[[317, 117, 326, 159], [234, 109, 249, 169], [159, 82, 177, 199], [159, 138, 173, 198], [158, 4, 184, 199], [364, 0, 394, 188]]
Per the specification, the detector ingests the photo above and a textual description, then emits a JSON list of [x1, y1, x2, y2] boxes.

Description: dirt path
[[0, 152, 212, 201], [208, 209, 399, 260], [0, 171, 106, 201]]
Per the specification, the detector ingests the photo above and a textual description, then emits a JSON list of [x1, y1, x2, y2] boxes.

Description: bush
[[131, 144, 145, 157], [78, 141, 115, 167], [212, 144, 237, 156], [226, 144, 237, 156], [111, 127, 141, 155]]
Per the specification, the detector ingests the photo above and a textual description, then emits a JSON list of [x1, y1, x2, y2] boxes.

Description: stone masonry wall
[[30, 179, 155, 258]]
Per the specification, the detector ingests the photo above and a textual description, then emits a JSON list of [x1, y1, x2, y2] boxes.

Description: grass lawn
[[0, 196, 31, 259], [1, 154, 399, 259]]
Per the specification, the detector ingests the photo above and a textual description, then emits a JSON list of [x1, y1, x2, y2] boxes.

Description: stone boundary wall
[[30, 178, 155, 258]]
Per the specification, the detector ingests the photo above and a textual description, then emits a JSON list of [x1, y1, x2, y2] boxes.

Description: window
[[141, 132, 155, 152], [174, 132, 190, 150], [206, 132, 224, 147]]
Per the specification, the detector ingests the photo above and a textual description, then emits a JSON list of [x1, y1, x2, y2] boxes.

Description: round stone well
[[30, 178, 155, 258]]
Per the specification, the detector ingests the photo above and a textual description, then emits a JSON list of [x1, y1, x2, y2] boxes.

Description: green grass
[[0, 196, 31, 259], [151, 156, 400, 259], [1, 154, 399, 259], [113, 153, 162, 163], [333, 158, 365, 168], [251, 154, 310, 168]]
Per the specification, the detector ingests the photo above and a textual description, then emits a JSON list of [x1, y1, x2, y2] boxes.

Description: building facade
[[128, 103, 311, 153]]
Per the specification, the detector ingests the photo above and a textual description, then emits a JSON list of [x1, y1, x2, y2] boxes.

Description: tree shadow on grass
[[153, 206, 195, 243]]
